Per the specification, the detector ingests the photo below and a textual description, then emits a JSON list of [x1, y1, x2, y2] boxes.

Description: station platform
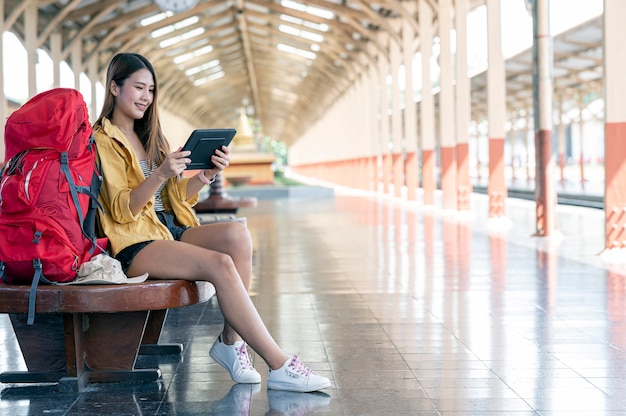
[[2, 186, 626, 415]]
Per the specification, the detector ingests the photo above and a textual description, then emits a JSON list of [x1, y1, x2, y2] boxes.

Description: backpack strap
[[26, 259, 53, 325], [85, 147, 106, 254], [77, 183, 103, 213], [60, 148, 105, 254], [81, 145, 104, 216], [82, 174, 106, 255], [26, 260, 43, 325], [0, 261, 7, 284], [0, 259, 49, 325], [59, 151, 90, 238]]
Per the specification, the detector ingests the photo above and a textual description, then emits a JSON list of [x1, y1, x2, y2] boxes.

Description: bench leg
[[139, 309, 183, 356], [0, 314, 67, 385], [7, 313, 66, 372], [0, 314, 88, 391], [58, 313, 89, 392], [83, 311, 148, 370], [46, 311, 161, 392]]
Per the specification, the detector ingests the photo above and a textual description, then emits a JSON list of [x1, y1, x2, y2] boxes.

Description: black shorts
[[115, 211, 190, 273], [115, 240, 153, 273], [156, 211, 190, 241]]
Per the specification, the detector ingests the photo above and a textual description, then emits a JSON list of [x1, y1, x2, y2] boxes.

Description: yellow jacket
[[94, 118, 200, 256]]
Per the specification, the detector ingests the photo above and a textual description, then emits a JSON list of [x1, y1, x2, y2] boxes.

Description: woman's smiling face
[[113, 68, 155, 121]]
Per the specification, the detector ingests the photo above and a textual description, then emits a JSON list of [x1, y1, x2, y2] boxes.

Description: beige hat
[[61, 254, 149, 285]]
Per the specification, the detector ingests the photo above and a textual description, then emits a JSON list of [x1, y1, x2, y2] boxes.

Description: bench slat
[[0, 280, 215, 314]]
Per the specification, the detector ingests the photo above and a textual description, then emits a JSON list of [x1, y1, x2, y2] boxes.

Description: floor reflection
[[2, 193, 626, 414], [265, 390, 332, 416]]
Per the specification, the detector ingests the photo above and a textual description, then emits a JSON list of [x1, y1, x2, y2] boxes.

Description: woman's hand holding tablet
[[182, 128, 236, 170]]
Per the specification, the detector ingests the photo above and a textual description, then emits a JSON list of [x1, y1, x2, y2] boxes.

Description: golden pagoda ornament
[[227, 107, 276, 185]]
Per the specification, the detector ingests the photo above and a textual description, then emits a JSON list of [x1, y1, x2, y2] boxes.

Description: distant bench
[[0, 280, 215, 392]]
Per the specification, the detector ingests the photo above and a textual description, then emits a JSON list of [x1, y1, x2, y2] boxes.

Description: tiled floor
[[2, 188, 626, 415]]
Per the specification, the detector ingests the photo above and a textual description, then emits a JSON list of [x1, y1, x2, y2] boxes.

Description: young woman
[[93, 52, 330, 393]]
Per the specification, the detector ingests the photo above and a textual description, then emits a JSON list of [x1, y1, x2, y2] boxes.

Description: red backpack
[[0, 88, 107, 324]]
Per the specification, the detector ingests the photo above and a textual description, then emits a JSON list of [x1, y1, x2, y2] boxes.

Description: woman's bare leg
[[126, 239, 289, 370], [180, 221, 251, 344]]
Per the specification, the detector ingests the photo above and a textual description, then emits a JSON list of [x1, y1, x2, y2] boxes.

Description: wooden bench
[[0, 280, 215, 392]]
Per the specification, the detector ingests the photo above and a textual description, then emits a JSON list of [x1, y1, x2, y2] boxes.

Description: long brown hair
[[94, 52, 169, 166]]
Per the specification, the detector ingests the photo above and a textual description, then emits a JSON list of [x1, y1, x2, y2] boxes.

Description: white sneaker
[[267, 355, 331, 393], [209, 335, 262, 383]]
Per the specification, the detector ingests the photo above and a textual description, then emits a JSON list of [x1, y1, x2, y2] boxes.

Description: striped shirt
[[139, 160, 165, 212]]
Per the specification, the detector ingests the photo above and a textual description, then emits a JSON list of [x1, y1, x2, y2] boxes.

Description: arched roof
[[7, 0, 439, 145], [4, 1, 604, 145]]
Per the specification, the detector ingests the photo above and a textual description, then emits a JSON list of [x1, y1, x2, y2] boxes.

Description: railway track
[[472, 185, 604, 209]]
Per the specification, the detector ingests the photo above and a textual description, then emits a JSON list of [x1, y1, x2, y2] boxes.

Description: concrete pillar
[[50, 32, 62, 88], [390, 39, 403, 198], [72, 43, 82, 89], [355, 82, 364, 189], [603, 0, 626, 251], [486, 0, 507, 218], [439, 0, 456, 210], [420, 0, 435, 206], [89, 58, 99, 123], [379, 55, 391, 195], [367, 67, 379, 191], [357, 78, 367, 190], [531, 0, 557, 236], [403, 7, 418, 201], [355, 76, 364, 190], [455, 0, 472, 210], [24, 4, 38, 97]]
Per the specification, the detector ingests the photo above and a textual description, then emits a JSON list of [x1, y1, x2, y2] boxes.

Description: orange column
[[390, 39, 404, 198], [420, 0, 435, 206], [392, 153, 403, 197], [379, 56, 392, 195], [605, 127, 626, 249], [457, 143, 471, 209], [366, 68, 379, 192], [361, 157, 369, 190], [405, 152, 417, 199], [603, 0, 626, 251], [370, 156, 378, 191], [455, 0, 472, 210], [439, 0, 456, 210], [383, 153, 392, 194], [531, 0, 557, 236], [355, 79, 364, 190], [403, 2, 418, 201], [486, 0, 507, 217]]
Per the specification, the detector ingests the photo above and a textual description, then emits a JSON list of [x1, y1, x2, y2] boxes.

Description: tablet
[[182, 128, 237, 170]]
